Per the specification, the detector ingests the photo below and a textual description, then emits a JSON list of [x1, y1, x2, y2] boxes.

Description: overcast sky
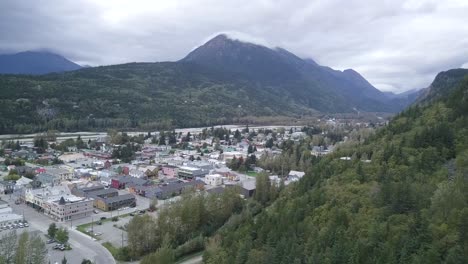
[[1, 0, 468, 93]]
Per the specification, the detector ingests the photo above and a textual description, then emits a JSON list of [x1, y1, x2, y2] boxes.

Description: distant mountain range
[[0, 51, 82, 75], [0, 34, 432, 133]]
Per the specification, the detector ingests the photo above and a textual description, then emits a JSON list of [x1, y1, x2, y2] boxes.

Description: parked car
[[53, 244, 63, 250], [93, 209, 99, 214], [100, 217, 107, 220], [23, 223, 29, 227], [97, 221, 102, 225], [47, 239, 55, 244]]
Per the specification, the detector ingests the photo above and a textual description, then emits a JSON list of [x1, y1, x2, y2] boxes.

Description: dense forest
[[201, 74, 468, 263], [0, 62, 313, 134]]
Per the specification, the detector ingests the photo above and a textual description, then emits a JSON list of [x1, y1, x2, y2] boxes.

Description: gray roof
[[86, 188, 118, 198], [97, 193, 135, 204]]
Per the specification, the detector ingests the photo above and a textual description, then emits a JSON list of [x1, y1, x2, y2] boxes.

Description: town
[[0, 120, 378, 263]]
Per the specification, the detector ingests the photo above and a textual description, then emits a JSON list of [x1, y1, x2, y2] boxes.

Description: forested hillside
[[204, 75, 468, 263], [0, 35, 417, 134]]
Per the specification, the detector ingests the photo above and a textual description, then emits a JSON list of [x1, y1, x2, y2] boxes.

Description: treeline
[[202, 78, 468, 262], [0, 231, 47, 264], [122, 188, 244, 262]]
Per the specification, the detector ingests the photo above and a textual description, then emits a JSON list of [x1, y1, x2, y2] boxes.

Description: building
[[0, 181, 15, 194], [204, 174, 223, 186], [46, 196, 94, 222], [71, 184, 135, 211], [35, 173, 60, 187], [94, 194, 136, 211], [44, 167, 74, 181], [226, 180, 256, 198], [24, 185, 93, 222], [144, 180, 205, 200], [161, 165, 178, 178], [288, 170, 305, 181], [111, 176, 150, 190], [178, 166, 207, 180], [0, 213, 23, 227]]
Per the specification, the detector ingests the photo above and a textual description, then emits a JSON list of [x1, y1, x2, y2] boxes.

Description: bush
[[174, 235, 205, 259], [103, 242, 132, 261], [111, 216, 119, 222]]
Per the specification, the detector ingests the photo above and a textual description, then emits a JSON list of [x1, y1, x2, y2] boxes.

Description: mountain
[[204, 71, 468, 263], [183, 34, 410, 112], [0, 51, 82, 75], [416, 68, 468, 104], [0, 34, 416, 133]]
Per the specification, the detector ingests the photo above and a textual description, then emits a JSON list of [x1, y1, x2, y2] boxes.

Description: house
[[15, 176, 33, 189], [161, 165, 178, 178], [104, 160, 112, 169], [44, 167, 73, 181], [226, 180, 256, 198], [129, 169, 146, 179], [0, 181, 15, 194], [35, 173, 60, 187], [240, 180, 256, 198]]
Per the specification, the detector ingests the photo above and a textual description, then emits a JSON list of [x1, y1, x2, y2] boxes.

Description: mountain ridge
[[0, 51, 82, 75]]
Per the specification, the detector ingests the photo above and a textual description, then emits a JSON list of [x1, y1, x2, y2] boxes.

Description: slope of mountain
[[416, 68, 468, 104], [183, 34, 410, 112], [0, 34, 415, 133], [0, 51, 82, 75], [204, 71, 468, 263]]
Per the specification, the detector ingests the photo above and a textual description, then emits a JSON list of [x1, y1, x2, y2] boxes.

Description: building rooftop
[[98, 193, 135, 204]]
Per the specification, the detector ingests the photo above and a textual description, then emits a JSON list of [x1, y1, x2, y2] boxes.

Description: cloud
[[1, 0, 467, 92]]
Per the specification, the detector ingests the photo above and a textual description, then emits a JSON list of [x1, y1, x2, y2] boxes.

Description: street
[[4, 195, 116, 264]]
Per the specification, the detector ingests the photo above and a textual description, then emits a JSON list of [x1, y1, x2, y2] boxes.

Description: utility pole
[[121, 231, 124, 248]]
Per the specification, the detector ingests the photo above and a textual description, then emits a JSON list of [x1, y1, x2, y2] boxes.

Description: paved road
[[178, 254, 203, 264], [5, 197, 116, 264]]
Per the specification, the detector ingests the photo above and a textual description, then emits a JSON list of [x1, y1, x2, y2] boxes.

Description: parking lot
[[88, 215, 133, 247], [2, 195, 115, 264]]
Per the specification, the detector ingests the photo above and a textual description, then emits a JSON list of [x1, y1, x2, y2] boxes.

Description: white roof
[[16, 176, 33, 186], [288, 170, 305, 178], [179, 166, 200, 171], [0, 213, 22, 223]]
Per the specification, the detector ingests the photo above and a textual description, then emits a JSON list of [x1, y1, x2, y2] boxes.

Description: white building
[[24, 185, 93, 222], [204, 174, 223, 186], [288, 170, 305, 181]]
